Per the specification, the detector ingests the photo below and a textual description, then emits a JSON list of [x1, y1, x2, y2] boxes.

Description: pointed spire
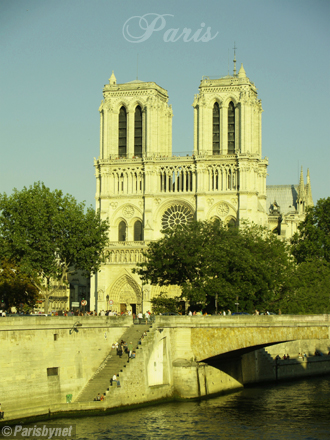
[[233, 42, 237, 77], [305, 168, 314, 207], [298, 166, 305, 199], [109, 71, 116, 85], [297, 166, 306, 214], [238, 63, 246, 78]]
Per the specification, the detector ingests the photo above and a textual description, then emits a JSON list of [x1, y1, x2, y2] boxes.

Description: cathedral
[[90, 61, 313, 314]]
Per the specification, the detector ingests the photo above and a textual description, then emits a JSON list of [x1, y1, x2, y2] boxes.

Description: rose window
[[161, 205, 194, 230], [217, 203, 229, 215]]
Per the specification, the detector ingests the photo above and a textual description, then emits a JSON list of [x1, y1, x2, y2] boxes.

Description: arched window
[[213, 102, 220, 155], [134, 220, 143, 241], [118, 221, 126, 242], [227, 218, 236, 228], [118, 107, 127, 157], [228, 101, 235, 154], [134, 106, 142, 157]]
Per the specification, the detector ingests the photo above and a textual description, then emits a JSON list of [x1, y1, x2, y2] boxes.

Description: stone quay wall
[[1, 315, 330, 422]]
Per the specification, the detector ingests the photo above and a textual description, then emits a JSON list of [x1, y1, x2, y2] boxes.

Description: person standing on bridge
[[128, 341, 133, 358]]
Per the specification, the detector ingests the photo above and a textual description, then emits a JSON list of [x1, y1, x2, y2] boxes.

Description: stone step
[[75, 323, 152, 402]]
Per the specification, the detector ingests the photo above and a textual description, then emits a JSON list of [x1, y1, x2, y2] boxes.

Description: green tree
[[291, 198, 330, 263], [0, 182, 109, 312], [279, 259, 330, 314], [0, 259, 40, 310], [287, 198, 330, 314], [133, 220, 293, 313], [150, 292, 181, 315]]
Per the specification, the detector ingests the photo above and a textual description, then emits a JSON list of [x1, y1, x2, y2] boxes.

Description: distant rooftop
[[266, 185, 298, 214]]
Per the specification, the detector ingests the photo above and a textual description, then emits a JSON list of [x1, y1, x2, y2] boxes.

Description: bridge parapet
[[154, 314, 330, 329]]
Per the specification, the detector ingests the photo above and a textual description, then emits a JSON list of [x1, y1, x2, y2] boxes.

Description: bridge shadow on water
[[201, 341, 292, 384]]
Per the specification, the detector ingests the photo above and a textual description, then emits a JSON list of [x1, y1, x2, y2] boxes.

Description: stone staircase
[[75, 323, 152, 402]]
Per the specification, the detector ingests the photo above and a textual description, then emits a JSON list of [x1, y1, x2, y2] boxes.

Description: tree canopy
[[0, 259, 40, 310], [279, 259, 330, 315], [150, 292, 182, 315], [291, 197, 330, 264], [134, 220, 293, 313], [287, 197, 330, 314], [0, 182, 109, 312]]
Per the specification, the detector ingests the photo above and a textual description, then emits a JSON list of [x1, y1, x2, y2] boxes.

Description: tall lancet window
[[228, 101, 235, 154], [118, 106, 127, 157], [134, 105, 143, 157], [118, 221, 126, 242], [213, 102, 220, 155], [134, 220, 143, 241]]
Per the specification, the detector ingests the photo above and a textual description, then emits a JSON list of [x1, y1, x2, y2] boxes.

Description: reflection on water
[[36, 376, 330, 439]]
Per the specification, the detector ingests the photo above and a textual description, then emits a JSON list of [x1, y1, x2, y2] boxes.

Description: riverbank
[[1, 315, 330, 424]]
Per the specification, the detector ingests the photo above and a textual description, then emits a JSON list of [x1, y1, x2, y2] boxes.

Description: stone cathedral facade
[[90, 65, 313, 314]]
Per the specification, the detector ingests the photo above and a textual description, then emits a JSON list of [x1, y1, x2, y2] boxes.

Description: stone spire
[[305, 168, 314, 207], [233, 42, 237, 77], [109, 71, 116, 85], [238, 63, 246, 78], [297, 166, 306, 214]]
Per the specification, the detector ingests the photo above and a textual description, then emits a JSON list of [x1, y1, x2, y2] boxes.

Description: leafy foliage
[[150, 292, 181, 315], [291, 198, 330, 263], [279, 259, 330, 314], [134, 220, 293, 313], [0, 182, 109, 311], [286, 198, 330, 314], [0, 259, 40, 310]]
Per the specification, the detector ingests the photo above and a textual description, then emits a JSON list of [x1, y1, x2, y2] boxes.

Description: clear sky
[[1, 0, 329, 207]]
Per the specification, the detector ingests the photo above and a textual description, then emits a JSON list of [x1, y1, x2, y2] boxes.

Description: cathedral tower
[[91, 65, 284, 313], [98, 72, 172, 161], [192, 63, 268, 225]]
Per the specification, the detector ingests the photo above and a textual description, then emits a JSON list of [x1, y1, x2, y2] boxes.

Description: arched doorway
[[107, 275, 142, 315]]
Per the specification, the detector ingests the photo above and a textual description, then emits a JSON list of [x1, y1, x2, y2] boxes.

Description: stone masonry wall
[[0, 316, 132, 418]]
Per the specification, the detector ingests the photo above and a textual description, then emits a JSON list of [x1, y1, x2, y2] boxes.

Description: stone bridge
[[149, 314, 330, 398], [154, 314, 330, 362]]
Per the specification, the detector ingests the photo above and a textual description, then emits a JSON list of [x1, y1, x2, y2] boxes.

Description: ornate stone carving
[[217, 203, 230, 215], [110, 202, 118, 208], [104, 101, 114, 112], [162, 205, 194, 230], [98, 289, 104, 301], [123, 205, 134, 218], [207, 198, 214, 206]]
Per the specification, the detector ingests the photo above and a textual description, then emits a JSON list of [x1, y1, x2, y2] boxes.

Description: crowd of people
[[275, 350, 330, 361]]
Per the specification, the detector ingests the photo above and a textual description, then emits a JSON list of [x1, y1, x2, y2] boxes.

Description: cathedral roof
[[266, 185, 298, 215], [127, 79, 146, 84]]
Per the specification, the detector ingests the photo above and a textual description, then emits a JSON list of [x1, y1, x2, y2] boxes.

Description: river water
[[48, 376, 330, 439]]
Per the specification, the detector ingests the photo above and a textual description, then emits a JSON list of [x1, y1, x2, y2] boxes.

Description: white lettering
[[200, 26, 218, 42], [14, 425, 22, 435], [123, 14, 218, 44], [33, 426, 42, 436], [123, 13, 173, 43], [48, 427, 56, 439]]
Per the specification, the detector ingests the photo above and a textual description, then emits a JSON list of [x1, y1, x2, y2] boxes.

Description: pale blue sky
[[1, 0, 329, 207]]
